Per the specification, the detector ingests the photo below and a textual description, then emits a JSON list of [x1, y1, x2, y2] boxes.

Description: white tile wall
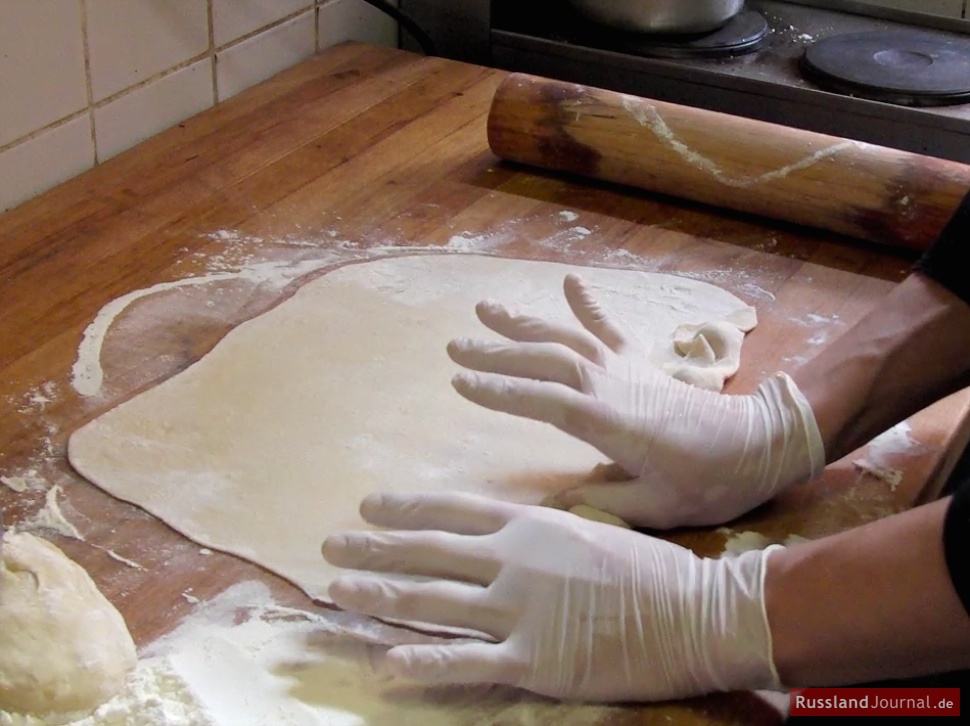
[[0, 0, 401, 215], [86, 0, 211, 102], [0, 116, 95, 216], [319, 0, 399, 49], [213, 0, 313, 47], [216, 11, 317, 100], [94, 60, 214, 161], [0, 1, 88, 148]]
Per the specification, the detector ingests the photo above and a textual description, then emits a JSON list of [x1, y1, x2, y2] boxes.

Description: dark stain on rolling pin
[[846, 161, 964, 253], [535, 82, 601, 177]]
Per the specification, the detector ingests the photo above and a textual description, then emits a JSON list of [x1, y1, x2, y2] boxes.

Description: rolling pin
[[487, 73, 970, 251]]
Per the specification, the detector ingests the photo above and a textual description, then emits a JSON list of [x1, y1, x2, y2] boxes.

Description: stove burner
[[579, 10, 769, 60], [802, 30, 970, 107]]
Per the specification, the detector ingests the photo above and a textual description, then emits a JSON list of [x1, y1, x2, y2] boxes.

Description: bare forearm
[[765, 498, 970, 686], [792, 272, 970, 462]]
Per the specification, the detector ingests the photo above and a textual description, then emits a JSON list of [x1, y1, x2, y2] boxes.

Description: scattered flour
[[851, 421, 926, 492], [21, 485, 84, 540], [1, 579, 617, 725], [68, 221, 681, 400], [4, 581, 614, 726], [0, 658, 215, 726], [96, 546, 145, 570]]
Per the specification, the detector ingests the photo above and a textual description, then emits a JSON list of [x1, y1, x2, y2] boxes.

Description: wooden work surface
[[2, 43, 969, 724]]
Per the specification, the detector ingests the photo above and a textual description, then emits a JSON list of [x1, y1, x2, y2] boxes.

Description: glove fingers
[[328, 575, 509, 639], [322, 529, 498, 585], [474, 299, 608, 364], [448, 338, 588, 391], [451, 371, 649, 474], [563, 273, 636, 354], [359, 491, 517, 535], [384, 642, 520, 687], [451, 371, 603, 440]]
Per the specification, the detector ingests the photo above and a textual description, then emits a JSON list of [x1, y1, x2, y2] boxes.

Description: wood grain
[[488, 72, 970, 252], [1, 43, 968, 725]]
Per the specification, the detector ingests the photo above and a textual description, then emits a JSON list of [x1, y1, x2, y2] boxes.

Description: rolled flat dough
[[68, 254, 754, 601]]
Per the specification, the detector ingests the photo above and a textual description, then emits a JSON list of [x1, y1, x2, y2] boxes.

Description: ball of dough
[[0, 532, 136, 717]]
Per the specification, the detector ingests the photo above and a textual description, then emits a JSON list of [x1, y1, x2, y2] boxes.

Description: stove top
[[484, 0, 970, 162], [802, 29, 970, 106], [501, 4, 770, 60]]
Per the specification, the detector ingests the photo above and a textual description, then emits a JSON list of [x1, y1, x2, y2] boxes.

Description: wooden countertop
[[2, 42, 968, 724]]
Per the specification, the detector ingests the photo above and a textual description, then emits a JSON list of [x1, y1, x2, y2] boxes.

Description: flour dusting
[[851, 421, 926, 491], [21, 485, 84, 540], [9, 581, 613, 726]]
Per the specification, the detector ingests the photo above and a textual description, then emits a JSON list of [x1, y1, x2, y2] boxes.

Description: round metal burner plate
[[802, 30, 970, 106], [591, 10, 769, 59]]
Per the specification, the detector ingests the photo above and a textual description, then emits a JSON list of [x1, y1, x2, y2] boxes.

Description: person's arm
[[795, 271, 970, 462], [767, 494, 970, 685]]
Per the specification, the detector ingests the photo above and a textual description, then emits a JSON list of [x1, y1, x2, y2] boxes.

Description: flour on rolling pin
[[618, 96, 858, 189]]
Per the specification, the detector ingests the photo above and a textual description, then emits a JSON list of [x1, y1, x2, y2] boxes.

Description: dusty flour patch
[[0, 658, 215, 726], [20, 484, 84, 540], [2, 581, 615, 726], [852, 421, 926, 492], [69, 217, 643, 400]]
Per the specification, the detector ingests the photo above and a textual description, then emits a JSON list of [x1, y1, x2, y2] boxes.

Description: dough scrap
[[663, 305, 757, 391], [0, 532, 136, 718], [568, 504, 632, 529], [68, 255, 756, 601]]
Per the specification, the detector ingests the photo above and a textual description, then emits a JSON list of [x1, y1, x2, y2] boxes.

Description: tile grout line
[[315, 0, 321, 53], [0, 6, 317, 157], [79, 0, 99, 165], [207, 0, 219, 105]]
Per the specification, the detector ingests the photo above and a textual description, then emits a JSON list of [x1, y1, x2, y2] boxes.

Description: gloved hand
[[447, 273, 825, 528], [322, 491, 783, 702]]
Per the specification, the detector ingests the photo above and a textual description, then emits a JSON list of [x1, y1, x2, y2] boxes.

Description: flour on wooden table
[[1, 582, 614, 726]]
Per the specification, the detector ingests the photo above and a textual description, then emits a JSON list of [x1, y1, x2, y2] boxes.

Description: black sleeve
[[917, 194, 970, 616], [914, 191, 970, 306], [944, 482, 970, 618]]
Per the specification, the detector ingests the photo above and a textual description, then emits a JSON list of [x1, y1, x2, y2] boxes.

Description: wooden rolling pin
[[487, 73, 970, 251]]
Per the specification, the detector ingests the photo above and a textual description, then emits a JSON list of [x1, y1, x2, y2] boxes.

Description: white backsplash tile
[[86, 0, 210, 102], [213, 0, 314, 47], [94, 60, 214, 161], [3, 0, 401, 214], [215, 11, 316, 101], [0, 115, 95, 214], [318, 0, 399, 50], [0, 1, 88, 148]]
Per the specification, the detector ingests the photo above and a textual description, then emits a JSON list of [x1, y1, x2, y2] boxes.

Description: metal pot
[[566, 0, 745, 34]]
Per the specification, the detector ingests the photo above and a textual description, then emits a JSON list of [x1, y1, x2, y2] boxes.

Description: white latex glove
[[447, 273, 825, 528], [322, 492, 783, 702]]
